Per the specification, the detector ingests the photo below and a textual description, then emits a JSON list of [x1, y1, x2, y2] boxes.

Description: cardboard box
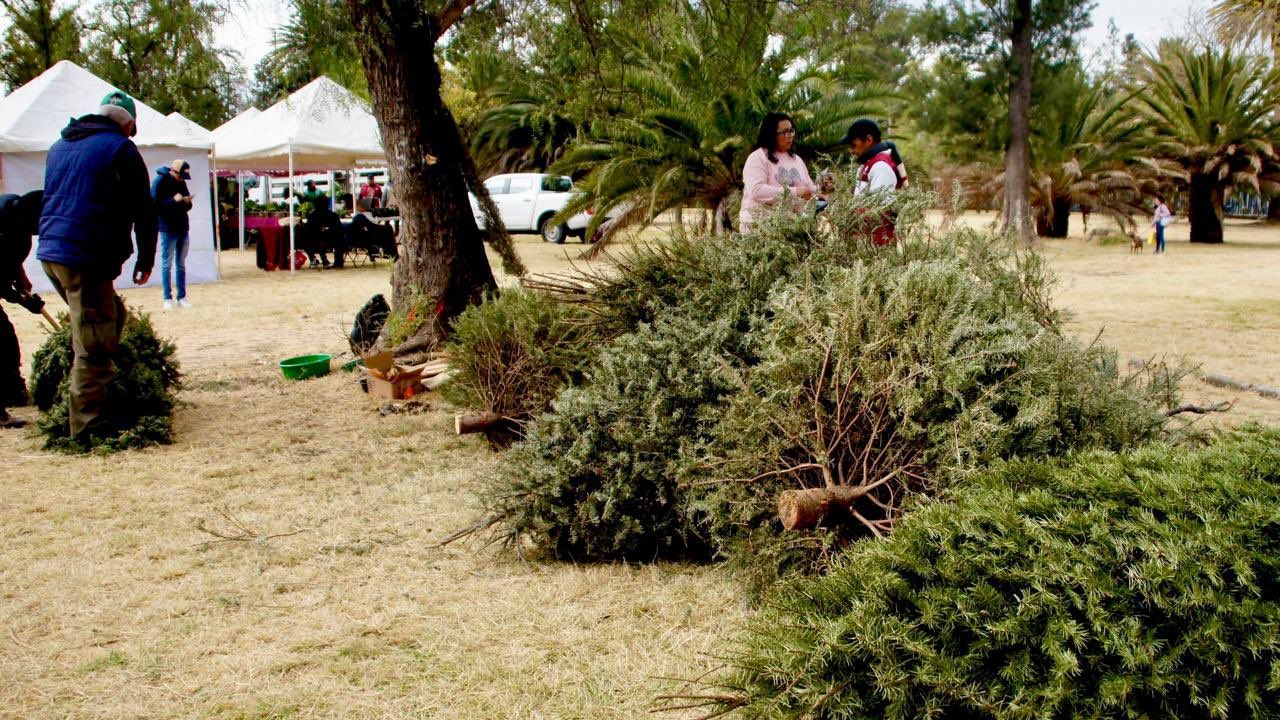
[[362, 351, 425, 400]]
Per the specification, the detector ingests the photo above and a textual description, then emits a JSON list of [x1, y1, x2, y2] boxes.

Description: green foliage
[[381, 294, 433, 349], [27, 315, 73, 412], [697, 427, 1280, 719], [483, 217, 821, 560], [1132, 44, 1280, 242], [0, 0, 83, 91], [484, 188, 1178, 569], [31, 310, 181, 453], [489, 313, 742, 561], [693, 234, 1178, 586], [85, 0, 242, 128], [441, 288, 599, 431], [250, 0, 367, 107]]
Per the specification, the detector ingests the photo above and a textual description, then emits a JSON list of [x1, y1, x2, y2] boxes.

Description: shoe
[[0, 412, 27, 429], [163, 299, 174, 310], [178, 298, 193, 308]]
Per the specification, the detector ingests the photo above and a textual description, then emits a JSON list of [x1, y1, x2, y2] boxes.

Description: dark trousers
[[0, 302, 26, 413], [42, 262, 124, 439], [1155, 224, 1166, 253]]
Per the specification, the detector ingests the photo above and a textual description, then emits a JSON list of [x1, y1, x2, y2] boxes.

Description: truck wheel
[[539, 216, 568, 244]]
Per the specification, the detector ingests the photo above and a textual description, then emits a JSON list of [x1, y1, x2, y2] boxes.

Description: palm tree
[[1133, 44, 1280, 243], [466, 51, 581, 174], [957, 70, 1170, 238], [550, 6, 890, 249], [1210, 0, 1280, 52]]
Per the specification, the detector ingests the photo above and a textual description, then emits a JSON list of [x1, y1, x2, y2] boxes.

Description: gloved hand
[[17, 291, 44, 315]]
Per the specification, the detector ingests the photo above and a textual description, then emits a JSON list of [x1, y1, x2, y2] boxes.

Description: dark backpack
[[349, 294, 390, 355]]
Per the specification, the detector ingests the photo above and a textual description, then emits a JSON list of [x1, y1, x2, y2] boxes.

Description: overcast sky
[[217, 0, 1208, 79]]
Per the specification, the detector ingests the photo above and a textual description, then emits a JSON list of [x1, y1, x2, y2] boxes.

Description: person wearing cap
[[839, 119, 909, 245], [36, 89, 157, 445], [152, 159, 195, 308]]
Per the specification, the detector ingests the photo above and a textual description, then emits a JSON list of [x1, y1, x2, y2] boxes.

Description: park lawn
[[1, 215, 1277, 719]]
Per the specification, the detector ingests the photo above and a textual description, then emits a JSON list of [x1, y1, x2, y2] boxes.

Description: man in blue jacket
[[152, 159, 193, 308], [37, 90, 157, 444]]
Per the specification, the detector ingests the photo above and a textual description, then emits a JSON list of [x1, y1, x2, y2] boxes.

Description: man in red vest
[[840, 119, 907, 246]]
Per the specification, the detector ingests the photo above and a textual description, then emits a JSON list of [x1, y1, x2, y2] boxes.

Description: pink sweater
[[739, 147, 817, 231]]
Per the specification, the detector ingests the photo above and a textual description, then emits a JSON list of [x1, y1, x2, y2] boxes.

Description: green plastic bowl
[[340, 358, 364, 373], [279, 353, 332, 380]]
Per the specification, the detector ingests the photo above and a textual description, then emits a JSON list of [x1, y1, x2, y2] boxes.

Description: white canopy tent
[[0, 61, 218, 293], [211, 107, 260, 251], [214, 76, 385, 271]]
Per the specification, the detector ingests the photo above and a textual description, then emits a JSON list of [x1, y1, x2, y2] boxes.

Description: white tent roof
[[166, 111, 216, 147], [0, 61, 213, 152], [211, 107, 260, 146], [214, 77, 385, 171]]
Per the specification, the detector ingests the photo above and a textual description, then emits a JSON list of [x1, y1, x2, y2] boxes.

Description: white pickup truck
[[469, 173, 594, 244]]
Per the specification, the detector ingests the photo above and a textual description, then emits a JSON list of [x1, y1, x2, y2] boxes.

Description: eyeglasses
[[776, 128, 796, 136]]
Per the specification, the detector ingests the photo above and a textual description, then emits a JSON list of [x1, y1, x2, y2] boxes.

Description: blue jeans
[[1155, 223, 1166, 253], [160, 230, 189, 300]]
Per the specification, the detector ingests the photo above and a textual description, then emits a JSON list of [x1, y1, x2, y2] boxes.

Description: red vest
[[858, 151, 902, 189], [857, 151, 899, 246]]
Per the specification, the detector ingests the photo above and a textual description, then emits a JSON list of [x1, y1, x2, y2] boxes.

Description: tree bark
[[455, 411, 507, 435], [346, 0, 498, 342], [1004, 0, 1036, 244], [778, 486, 876, 531], [1046, 195, 1071, 237], [1188, 171, 1224, 243], [1267, 196, 1280, 223]]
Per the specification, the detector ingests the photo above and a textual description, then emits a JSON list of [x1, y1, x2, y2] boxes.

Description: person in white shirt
[[841, 119, 905, 245]]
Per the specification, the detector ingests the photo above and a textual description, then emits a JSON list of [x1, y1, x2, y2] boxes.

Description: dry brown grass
[[2, 216, 1277, 719]]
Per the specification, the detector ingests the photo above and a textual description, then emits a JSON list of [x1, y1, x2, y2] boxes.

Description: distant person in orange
[[359, 176, 383, 210]]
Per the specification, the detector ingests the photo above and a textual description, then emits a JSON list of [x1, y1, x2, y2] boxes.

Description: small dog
[[1130, 233, 1144, 254]]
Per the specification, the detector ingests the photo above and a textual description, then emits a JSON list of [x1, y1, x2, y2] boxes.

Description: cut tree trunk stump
[[778, 486, 876, 531], [455, 411, 507, 435]]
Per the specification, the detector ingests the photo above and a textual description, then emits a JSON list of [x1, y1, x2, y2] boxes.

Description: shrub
[[441, 288, 598, 442], [485, 313, 745, 561], [481, 190, 1179, 570], [482, 210, 830, 561], [31, 310, 181, 452], [687, 427, 1280, 719], [690, 234, 1177, 587]]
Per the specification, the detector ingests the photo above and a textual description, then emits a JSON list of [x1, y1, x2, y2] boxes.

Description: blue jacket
[[37, 115, 157, 277], [151, 166, 192, 235]]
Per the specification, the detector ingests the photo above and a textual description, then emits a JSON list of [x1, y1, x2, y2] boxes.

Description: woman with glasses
[[739, 112, 819, 233]]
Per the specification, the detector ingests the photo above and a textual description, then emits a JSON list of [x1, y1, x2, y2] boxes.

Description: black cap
[[839, 118, 882, 145]]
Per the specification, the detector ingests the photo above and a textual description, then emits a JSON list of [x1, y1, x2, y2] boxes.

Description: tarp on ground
[[214, 77, 385, 172], [0, 61, 218, 293]]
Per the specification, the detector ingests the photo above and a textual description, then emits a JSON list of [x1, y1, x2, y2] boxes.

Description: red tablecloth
[[246, 216, 293, 270]]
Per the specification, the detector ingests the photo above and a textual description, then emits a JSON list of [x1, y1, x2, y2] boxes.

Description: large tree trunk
[[1003, 0, 1035, 244], [1188, 171, 1224, 243], [1267, 196, 1280, 223], [1036, 195, 1072, 238], [346, 0, 497, 343]]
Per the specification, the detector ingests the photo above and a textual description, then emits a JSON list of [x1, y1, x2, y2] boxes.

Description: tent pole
[[211, 151, 222, 280], [238, 171, 245, 250], [288, 142, 295, 274]]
